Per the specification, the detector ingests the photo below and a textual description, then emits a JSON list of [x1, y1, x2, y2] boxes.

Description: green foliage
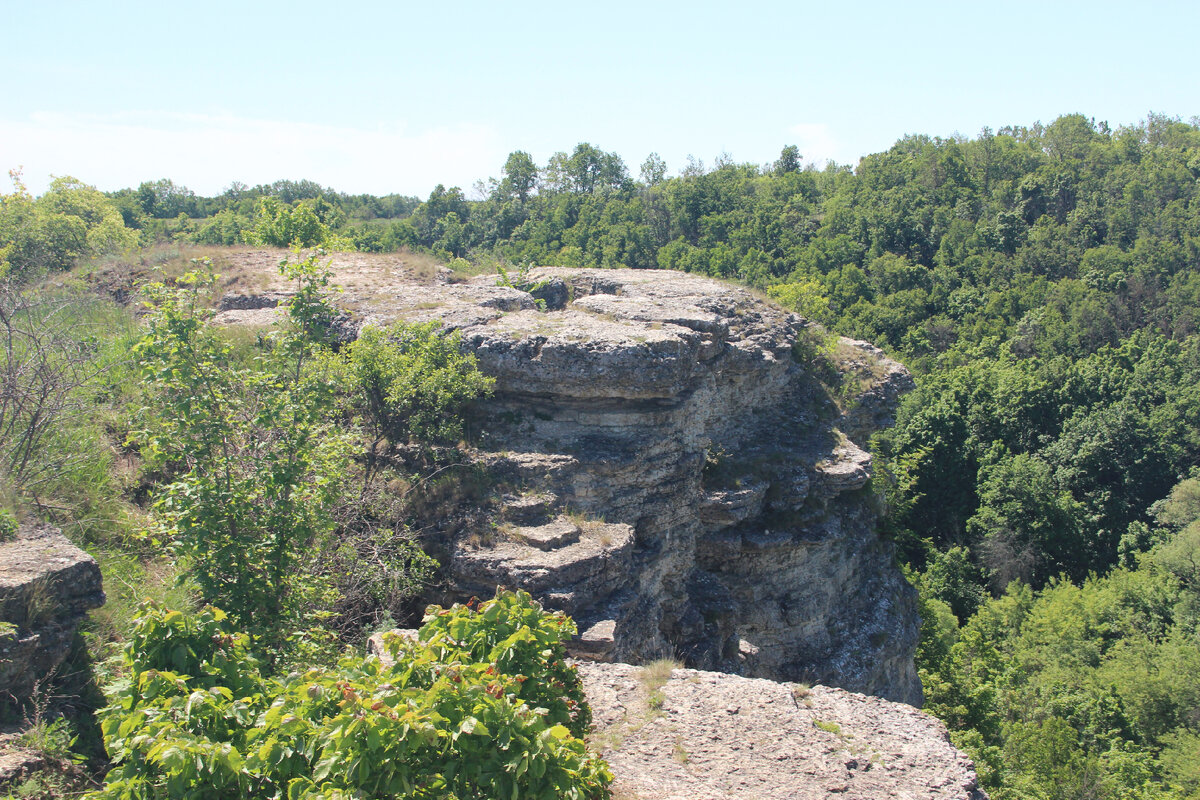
[[495, 261, 551, 306], [90, 594, 611, 800], [251, 197, 330, 248], [882, 334, 1200, 585], [132, 254, 352, 638], [0, 284, 140, 525], [915, 546, 986, 622], [767, 279, 832, 323], [344, 320, 493, 448], [15, 718, 79, 762], [414, 590, 592, 737], [918, 536, 1200, 800], [0, 171, 138, 281], [0, 508, 16, 541]]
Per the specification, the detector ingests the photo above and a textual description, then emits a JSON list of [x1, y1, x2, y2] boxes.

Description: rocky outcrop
[[216, 255, 921, 705], [579, 661, 983, 800], [0, 521, 105, 705]]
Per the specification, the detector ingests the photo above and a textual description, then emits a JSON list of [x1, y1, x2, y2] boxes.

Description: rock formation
[[0, 521, 105, 705], [215, 255, 921, 705]]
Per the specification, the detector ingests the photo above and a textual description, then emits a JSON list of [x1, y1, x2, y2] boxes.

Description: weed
[[23, 578, 58, 630], [495, 262, 550, 309], [671, 736, 690, 764], [640, 657, 680, 690], [566, 507, 608, 533], [83, 552, 191, 656], [5, 770, 82, 800], [16, 718, 78, 762], [813, 719, 842, 735], [0, 508, 16, 542], [396, 247, 451, 282]]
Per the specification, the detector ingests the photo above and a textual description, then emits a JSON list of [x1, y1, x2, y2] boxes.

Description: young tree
[[133, 254, 351, 637], [639, 152, 668, 186], [500, 150, 539, 202], [251, 196, 328, 248]]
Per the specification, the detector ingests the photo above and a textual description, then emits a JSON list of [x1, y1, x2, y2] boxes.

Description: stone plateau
[[215, 253, 921, 705]]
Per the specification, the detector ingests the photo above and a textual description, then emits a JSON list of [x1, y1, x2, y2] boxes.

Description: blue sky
[[2, 0, 1196, 197]]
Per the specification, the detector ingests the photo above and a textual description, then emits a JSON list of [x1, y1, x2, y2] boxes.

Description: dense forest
[[2, 112, 1199, 799]]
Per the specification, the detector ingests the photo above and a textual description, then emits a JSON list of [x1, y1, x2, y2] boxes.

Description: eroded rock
[[216, 256, 921, 704], [0, 522, 104, 705]]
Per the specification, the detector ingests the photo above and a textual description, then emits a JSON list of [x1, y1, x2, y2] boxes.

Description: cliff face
[[216, 257, 921, 705]]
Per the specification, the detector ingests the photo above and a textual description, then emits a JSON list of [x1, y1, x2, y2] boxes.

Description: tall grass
[[2, 287, 145, 543]]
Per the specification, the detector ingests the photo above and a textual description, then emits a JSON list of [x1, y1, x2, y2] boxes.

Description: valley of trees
[[2, 112, 1199, 799]]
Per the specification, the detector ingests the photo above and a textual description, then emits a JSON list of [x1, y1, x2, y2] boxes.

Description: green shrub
[[412, 589, 592, 737], [344, 320, 492, 481], [90, 593, 611, 800], [0, 285, 139, 527], [250, 197, 328, 248], [0, 508, 16, 542], [0, 172, 138, 281]]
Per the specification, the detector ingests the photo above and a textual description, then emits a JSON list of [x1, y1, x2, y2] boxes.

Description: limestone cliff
[[215, 255, 921, 705]]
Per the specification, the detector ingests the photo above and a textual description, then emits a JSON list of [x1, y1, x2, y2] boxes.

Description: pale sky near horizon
[[2, 0, 1196, 198]]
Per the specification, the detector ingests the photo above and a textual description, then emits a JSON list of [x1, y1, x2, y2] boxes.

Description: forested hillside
[[3, 112, 1199, 799]]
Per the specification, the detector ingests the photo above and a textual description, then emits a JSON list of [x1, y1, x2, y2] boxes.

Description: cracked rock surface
[[579, 661, 985, 800]]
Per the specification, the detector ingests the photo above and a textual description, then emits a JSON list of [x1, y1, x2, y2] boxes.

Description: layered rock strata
[[215, 258, 921, 705], [0, 522, 105, 704]]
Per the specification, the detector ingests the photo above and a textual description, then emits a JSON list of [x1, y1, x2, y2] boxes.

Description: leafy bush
[[0, 285, 137, 517], [344, 320, 493, 452], [413, 590, 592, 737], [90, 593, 611, 800], [0, 172, 138, 281], [0, 508, 16, 541], [495, 263, 549, 308], [251, 197, 328, 248]]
